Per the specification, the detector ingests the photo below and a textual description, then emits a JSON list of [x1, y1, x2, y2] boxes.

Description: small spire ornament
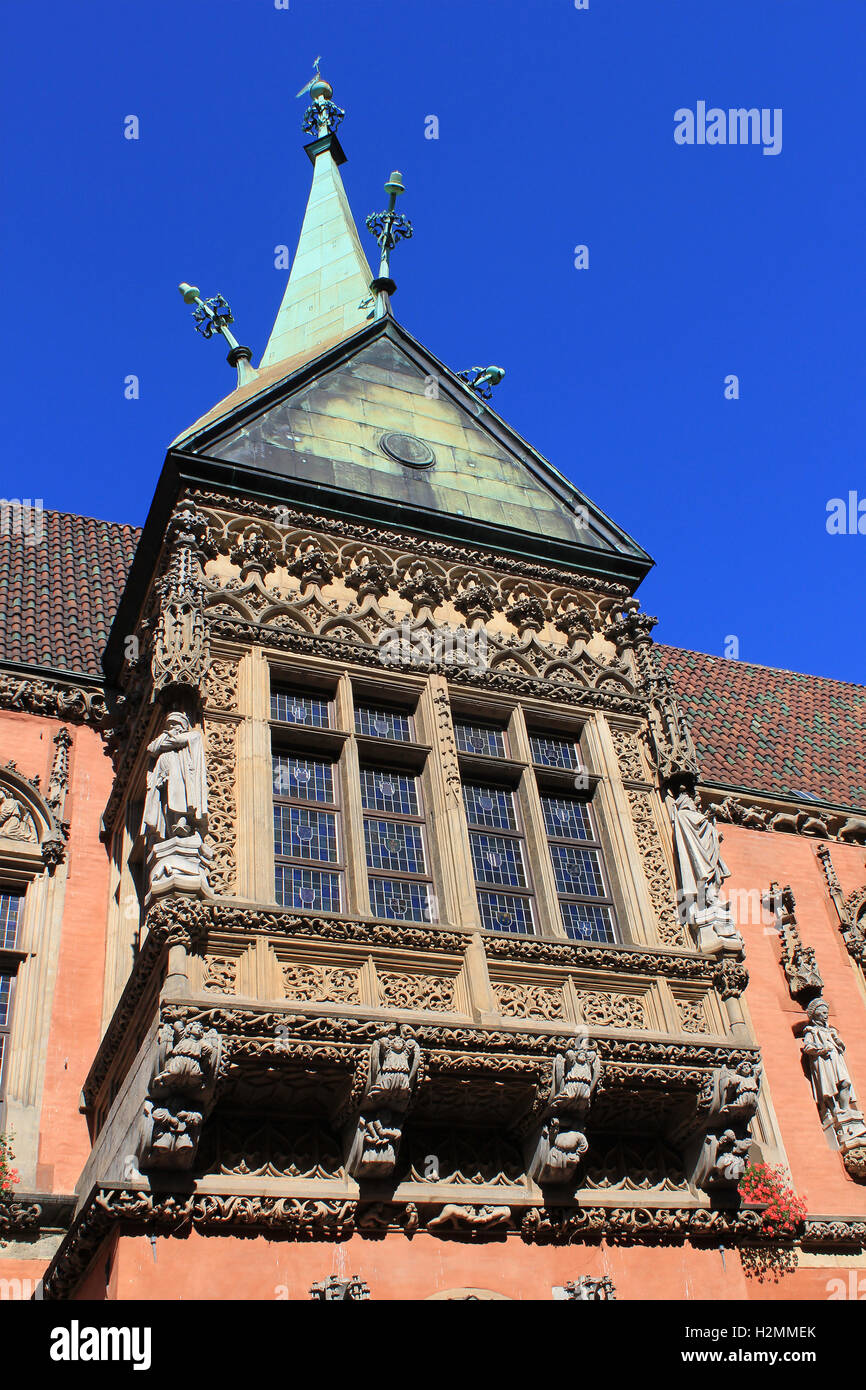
[[297, 59, 345, 138], [177, 283, 257, 386], [366, 171, 413, 302]]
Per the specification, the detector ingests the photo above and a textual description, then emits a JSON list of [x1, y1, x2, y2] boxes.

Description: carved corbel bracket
[[138, 1018, 222, 1172], [342, 1024, 423, 1180], [522, 1041, 603, 1187]]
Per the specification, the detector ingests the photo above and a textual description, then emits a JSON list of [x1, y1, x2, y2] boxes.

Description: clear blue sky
[[2, 1, 864, 681]]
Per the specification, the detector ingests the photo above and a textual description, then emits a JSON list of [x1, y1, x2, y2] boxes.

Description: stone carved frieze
[[202, 956, 239, 995], [710, 798, 866, 845], [575, 991, 647, 1030], [0, 671, 106, 726], [494, 981, 565, 1021]]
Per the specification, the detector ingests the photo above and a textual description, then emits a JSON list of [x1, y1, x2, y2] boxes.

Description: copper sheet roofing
[[657, 644, 866, 810], [0, 509, 140, 679]]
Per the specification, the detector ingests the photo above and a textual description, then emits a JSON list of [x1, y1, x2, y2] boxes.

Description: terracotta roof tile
[[0, 509, 140, 679], [657, 645, 866, 809]]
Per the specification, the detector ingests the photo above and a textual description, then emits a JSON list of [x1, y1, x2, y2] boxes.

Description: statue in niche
[[667, 783, 743, 955], [801, 998, 856, 1121], [140, 711, 211, 893]]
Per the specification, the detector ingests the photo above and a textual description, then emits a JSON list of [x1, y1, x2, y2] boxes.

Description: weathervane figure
[[297, 58, 345, 138]]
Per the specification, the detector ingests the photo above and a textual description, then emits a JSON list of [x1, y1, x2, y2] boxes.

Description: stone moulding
[[0, 668, 107, 726], [45, 1182, 853, 1301], [83, 895, 754, 1116], [705, 790, 866, 847]]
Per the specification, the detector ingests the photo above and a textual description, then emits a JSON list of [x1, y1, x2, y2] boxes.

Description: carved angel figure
[[366, 1025, 421, 1112], [0, 793, 35, 841], [152, 1020, 221, 1099], [550, 1039, 601, 1115]]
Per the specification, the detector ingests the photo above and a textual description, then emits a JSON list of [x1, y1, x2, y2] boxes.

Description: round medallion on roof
[[380, 432, 435, 468]]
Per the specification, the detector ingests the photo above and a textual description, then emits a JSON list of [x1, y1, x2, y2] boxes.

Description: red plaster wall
[[0, 711, 113, 1192], [88, 1230, 863, 1302], [722, 825, 866, 1217]]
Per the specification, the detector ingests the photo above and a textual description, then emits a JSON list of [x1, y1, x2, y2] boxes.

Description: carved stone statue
[[345, 1025, 422, 1179], [715, 1060, 762, 1125], [695, 1128, 752, 1188], [139, 1019, 221, 1171], [668, 786, 743, 955], [801, 998, 855, 1120], [140, 712, 212, 894], [526, 1041, 602, 1186], [366, 1025, 422, 1111], [427, 1204, 511, 1232], [550, 1040, 602, 1118]]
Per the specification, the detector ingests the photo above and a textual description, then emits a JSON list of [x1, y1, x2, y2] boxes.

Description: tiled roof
[[657, 645, 866, 810], [1, 511, 863, 811], [0, 509, 140, 679]]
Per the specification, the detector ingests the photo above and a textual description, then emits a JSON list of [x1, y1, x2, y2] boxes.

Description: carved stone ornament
[[693, 1128, 752, 1190], [525, 1041, 602, 1186], [310, 1274, 370, 1301], [228, 526, 276, 581], [817, 843, 866, 968], [344, 1024, 422, 1179], [689, 1059, 762, 1192], [766, 882, 823, 1001], [151, 505, 213, 700], [138, 1019, 222, 1171], [140, 711, 212, 897], [553, 1276, 616, 1301]]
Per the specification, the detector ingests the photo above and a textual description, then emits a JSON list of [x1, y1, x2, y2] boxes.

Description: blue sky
[[2, 0, 864, 681]]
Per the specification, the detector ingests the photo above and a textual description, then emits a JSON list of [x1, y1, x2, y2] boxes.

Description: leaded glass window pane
[[541, 795, 593, 842], [355, 706, 412, 742], [550, 844, 606, 897], [275, 866, 341, 912], [368, 876, 433, 923], [530, 734, 581, 770], [271, 690, 331, 728], [0, 974, 10, 1027], [364, 819, 426, 874], [0, 894, 21, 951], [273, 805, 338, 863], [359, 768, 419, 816], [476, 891, 534, 935], [462, 783, 517, 831], [561, 901, 617, 944], [469, 831, 527, 887], [272, 754, 334, 804], [454, 721, 507, 758]]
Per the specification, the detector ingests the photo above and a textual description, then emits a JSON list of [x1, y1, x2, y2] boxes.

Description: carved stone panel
[[281, 963, 360, 1004], [379, 972, 457, 1013], [204, 719, 238, 895], [202, 956, 239, 995], [203, 658, 240, 714], [574, 990, 648, 1030], [625, 788, 688, 946], [493, 981, 566, 1021], [610, 726, 646, 782]]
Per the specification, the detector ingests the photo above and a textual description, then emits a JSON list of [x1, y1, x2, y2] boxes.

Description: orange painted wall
[[722, 824, 866, 1217], [0, 710, 113, 1192], [70, 1229, 862, 1302]]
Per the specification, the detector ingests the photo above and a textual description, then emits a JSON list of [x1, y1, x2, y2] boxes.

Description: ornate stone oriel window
[[360, 766, 435, 923]]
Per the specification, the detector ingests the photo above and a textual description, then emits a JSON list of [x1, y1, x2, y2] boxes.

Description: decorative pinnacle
[[297, 58, 344, 138], [457, 365, 506, 400], [177, 283, 257, 386], [366, 170, 413, 299]]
